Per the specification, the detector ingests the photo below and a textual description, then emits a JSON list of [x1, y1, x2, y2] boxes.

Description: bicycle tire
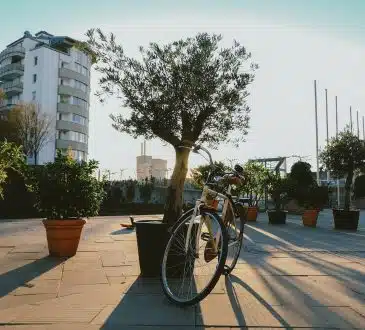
[[161, 209, 228, 306], [224, 202, 245, 275]]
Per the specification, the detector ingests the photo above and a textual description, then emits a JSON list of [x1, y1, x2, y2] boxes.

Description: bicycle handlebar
[[177, 143, 245, 182]]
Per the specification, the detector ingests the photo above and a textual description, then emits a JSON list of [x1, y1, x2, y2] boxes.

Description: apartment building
[[0, 30, 92, 163]]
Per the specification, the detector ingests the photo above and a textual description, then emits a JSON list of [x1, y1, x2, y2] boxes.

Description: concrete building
[[136, 141, 168, 181], [0, 31, 92, 164]]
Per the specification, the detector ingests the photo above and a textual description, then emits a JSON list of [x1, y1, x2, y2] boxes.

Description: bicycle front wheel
[[161, 210, 228, 306]]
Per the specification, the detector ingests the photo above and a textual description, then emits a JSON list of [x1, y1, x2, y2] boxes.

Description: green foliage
[[26, 151, 106, 219], [87, 29, 257, 148], [190, 161, 229, 189], [320, 127, 365, 210], [354, 175, 365, 199], [303, 186, 329, 209], [73, 41, 97, 64], [286, 161, 317, 207], [139, 177, 155, 203], [267, 173, 290, 211], [241, 161, 271, 206], [125, 179, 137, 202], [320, 128, 365, 179], [0, 88, 6, 101], [0, 141, 25, 198]]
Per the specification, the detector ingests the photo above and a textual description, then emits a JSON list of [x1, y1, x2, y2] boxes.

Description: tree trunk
[[34, 152, 37, 165], [344, 169, 353, 211], [162, 147, 190, 225]]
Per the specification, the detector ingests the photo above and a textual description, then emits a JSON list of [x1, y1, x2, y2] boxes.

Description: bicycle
[[161, 144, 247, 306]]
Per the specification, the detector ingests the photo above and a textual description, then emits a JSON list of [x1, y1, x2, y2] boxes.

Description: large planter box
[[355, 197, 365, 210], [135, 220, 199, 278], [332, 209, 359, 231], [267, 210, 287, 224]]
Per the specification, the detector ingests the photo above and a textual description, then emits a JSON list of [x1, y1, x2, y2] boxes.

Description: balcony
[[58, 85, 89, 102], [59, 67, 89, 85], [0, 63, 24, 81], [57, 102, 89, 118], [56, 119, 88, 135], [0, 46, 25, 62], [0, 78, 23, 96], [56, 139, 88, 153]]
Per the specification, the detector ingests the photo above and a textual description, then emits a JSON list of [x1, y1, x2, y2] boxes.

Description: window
[[69, 131, 87, 143], [74, 63, 88, 76], [72, 96, 88, 109], [32, 74, 37, 83], [32, 91, 36, 101], [72, 114, 86, 125], [58, 113, 63, 120], [34, 56, 38, 66], [74, 80, 87, 92]]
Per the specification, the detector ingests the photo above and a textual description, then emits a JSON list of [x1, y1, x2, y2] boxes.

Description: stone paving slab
[[91, 294, 195, 327], [1, 214, 365, 328]]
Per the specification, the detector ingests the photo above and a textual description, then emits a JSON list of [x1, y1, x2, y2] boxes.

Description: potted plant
[[240, 162, 270, 221], [286, 161, 327, 227], [27, 150, 106, 257], [320, 127, 365, 230], [301, 185, 329, 227], [267, 173, 289, 224], [353, 174, 365, 209]]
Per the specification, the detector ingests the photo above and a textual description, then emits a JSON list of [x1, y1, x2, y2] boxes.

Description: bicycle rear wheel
[[161, 209, 228, 306]]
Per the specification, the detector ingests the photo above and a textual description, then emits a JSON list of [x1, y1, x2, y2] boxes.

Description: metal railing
[[0, 63, 24, 77], [0, 78, 23, 92], [0, 46, 25, 62]]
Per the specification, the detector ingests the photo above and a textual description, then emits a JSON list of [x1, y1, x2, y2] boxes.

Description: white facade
[[0, 31, 92, 164]]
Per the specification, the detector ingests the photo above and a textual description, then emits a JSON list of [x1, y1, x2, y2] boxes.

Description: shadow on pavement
[[0, 256, 63, 298], [101, 276, 199, 328], [225, 274, 291, 327]]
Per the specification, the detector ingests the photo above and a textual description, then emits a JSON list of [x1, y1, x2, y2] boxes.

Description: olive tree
[[87, 29, 257, 224], [320, 127, 365, 211]]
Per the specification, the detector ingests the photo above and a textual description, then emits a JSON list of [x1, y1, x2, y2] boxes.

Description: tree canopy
[[320, 127, 365, 210], [86, 29, 257, 224]]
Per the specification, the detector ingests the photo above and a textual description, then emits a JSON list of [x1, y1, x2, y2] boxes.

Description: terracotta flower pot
[[43, 219, 86, 257], [302, 209, 319, 227], [246, 206, 258, 221]]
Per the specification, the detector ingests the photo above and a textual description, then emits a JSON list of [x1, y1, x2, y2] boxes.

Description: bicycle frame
[[178, 143, 243, 255], [185, 183, 239, 254]]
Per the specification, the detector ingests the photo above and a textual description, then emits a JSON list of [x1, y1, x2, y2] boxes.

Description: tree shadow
[[0, 256, 63, 298]]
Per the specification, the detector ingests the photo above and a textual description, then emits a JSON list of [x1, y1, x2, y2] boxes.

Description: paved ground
[[0, 210, 364, 329]]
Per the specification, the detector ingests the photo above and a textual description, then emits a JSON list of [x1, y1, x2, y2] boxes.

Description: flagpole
[[356, 110, 360, 138], [350, 106, 353, 132], [314, 80, 320, 185], [325, 89, 329, 183], [335, 96, 340, 208]]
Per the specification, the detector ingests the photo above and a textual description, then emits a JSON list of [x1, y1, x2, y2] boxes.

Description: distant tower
[[136, 140, 152, 180]]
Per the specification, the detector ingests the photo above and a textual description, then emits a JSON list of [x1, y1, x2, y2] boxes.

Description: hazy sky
[[1, 0, 364, 179]]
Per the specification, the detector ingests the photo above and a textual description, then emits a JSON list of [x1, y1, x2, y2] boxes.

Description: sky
[[1, 0, 364, 179]]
